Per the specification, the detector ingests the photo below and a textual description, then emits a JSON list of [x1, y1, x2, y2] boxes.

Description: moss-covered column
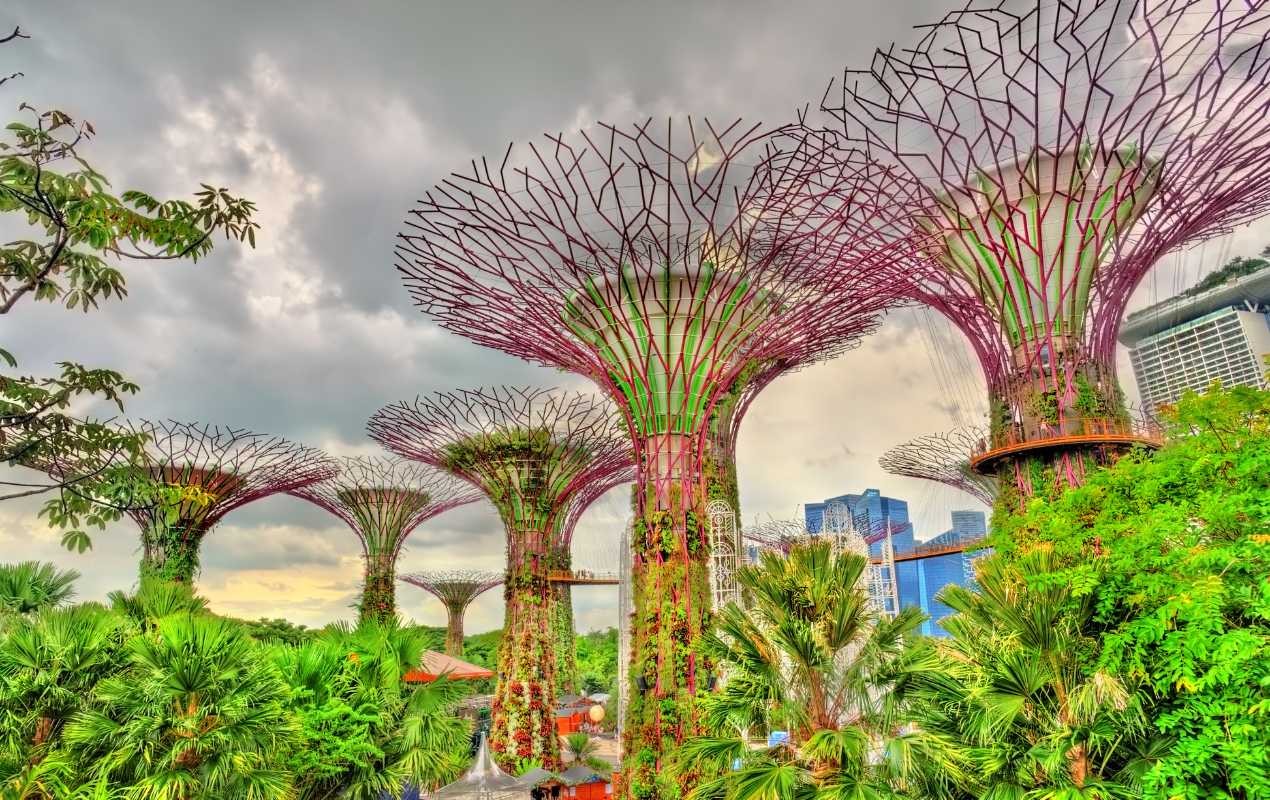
[[139, 523, 205, 583], [550, 545, 578, 695], [622, 434, 713, 799], [360, 552, 397, 624], [443, 602, 466, 657], [490, 528, 561, 771]]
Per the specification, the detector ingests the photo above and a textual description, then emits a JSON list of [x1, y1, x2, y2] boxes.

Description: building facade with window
[[1120, 265, 1270, 411]]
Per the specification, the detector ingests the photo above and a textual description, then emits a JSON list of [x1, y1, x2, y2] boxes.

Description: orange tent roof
[[404, 650, 495, 683]]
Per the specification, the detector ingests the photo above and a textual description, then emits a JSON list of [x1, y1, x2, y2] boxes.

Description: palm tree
[[906, 545, 1158, 799], [63, 612, 298, 799], [679, 538, 935, 798], [0, 562, 79, 615], [105, 577, 208, 628], [564, 731, 599, 764], [0, 604, 123, 798]]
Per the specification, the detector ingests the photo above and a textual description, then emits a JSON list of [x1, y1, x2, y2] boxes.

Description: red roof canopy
[[404, 650, 495, 683]]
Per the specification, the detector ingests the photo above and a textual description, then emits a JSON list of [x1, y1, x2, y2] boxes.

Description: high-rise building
[[1120, 263, 1270, 412], [803, 491, 984, 637]]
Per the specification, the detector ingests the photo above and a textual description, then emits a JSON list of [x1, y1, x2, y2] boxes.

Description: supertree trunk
[[360, 552, 397, 624], [443, 603, 466, 657], [139, 524, 205, 583], [491, 528, 560, 770], [624, 434, 713, 797], [550, 546, 578, 695]]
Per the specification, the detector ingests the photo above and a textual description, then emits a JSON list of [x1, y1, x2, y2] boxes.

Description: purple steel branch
[[879, 427, 1000, 507], [289, 456, 480, 566], [124, 419, 337, 532]]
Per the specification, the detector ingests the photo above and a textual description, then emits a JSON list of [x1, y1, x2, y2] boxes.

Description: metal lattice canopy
[[366, 387, 633, 544], [394, 119, 910, 479], [824, 0, 1270, 435], [399, 569, 504, 612], [289, 456, 480, 564], [122, 419, 337, 532], [879, 427, 1000, 507]]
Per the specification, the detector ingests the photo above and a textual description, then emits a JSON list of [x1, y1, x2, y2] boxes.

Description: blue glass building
[[803, 490, 986, 637]]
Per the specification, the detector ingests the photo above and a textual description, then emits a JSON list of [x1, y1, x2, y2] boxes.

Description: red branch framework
[[390, 119, 914, 793], [824, 0, 1270, 501], [125, 419, 336, 583], [879, 427, 1000, 507], [289, 456, 479, 623], [367, 386, 632, 770], [399, 569, 504, 657]]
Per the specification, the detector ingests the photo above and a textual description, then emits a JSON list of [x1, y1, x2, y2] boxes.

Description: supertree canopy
[[879, 427, 1000, 507], [826, 0, 1270, 508], [289, 456, 479, 624], [121, 420, 336, 583], [392, 119, 908, 793], [399, 569, 503, 657], [367, 386, 632, 770]]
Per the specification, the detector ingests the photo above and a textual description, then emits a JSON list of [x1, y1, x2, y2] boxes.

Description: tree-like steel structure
[[390, 119, 909, 794], [825, 0, 1270, 509], [367, 386, 632, 770], [880, 427, 999, 507], [549, 461, 635, 695], [117, 420, 336, 583], [289, 456, 479, 624], [399, 569, 503, 657]]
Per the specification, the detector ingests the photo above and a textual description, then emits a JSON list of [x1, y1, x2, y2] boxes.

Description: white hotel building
[[1120, 266, 1270, 412]]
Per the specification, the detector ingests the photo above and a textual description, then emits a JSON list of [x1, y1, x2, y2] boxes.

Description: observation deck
[[969, 418, 1162, 475], [882, 536, 988, 564], [548, 569, 619, 586]]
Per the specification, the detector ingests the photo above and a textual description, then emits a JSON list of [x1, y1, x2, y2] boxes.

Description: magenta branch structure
[[367, 386, 632, 770], [399, 569, 503, 657], [390, 118, 910, 794], [123, 420, 336, 583], [880, 428, 1000, 507], [826, 0, 1270, 507], [289, 456, 479, 624]]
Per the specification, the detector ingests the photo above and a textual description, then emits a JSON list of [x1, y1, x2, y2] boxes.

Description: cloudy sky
[[2, 1, 1264, 633]]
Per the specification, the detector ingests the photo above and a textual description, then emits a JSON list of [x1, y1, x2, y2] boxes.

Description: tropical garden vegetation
[[674, 384, 1268, 800]]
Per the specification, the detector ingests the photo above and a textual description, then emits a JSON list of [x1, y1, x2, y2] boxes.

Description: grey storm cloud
[[2, 0, 1259, 629]]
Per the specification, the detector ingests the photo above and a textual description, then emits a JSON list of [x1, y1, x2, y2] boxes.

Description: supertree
[[367, 386, 632, 770], [399, 569, 504, 657], [87, 420, 337, 583], [879, 427, 1000, 507], [550, 461, 635, 695], [390, 119, 909, 794], [824, 0, 1270, 511], [288, 456, 479, 623]]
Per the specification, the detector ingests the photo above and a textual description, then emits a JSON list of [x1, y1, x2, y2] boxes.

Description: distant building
[[803, 491, 984, 637], [1120, 263, 1270, 411]]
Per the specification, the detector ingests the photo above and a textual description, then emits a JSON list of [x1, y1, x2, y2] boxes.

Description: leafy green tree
[[279, 619, 471, 798], [64, 612, 298, 799], [0, 27, 256, 552], [680, 539, 933, 799], [576, 627, 618, 695], [981, 383, 1270, 799], [0, 561, 79, 614]]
